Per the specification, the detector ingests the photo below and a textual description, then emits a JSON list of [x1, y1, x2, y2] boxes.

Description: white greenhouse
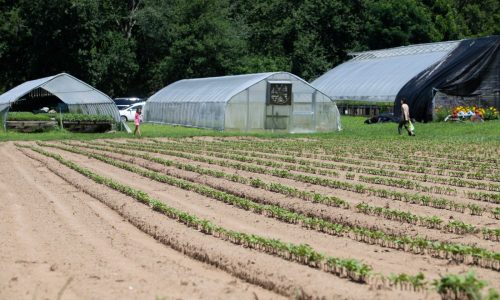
[[144, 72, 341, 133], [0, 73, 120, 129], [311, 41, 460, 103], [311, 36, 499, 121]]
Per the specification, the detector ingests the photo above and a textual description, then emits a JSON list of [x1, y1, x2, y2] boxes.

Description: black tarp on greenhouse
[[395, 35, 500, 121]]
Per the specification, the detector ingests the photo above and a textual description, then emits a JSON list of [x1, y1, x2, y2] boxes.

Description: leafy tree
[[229, 0, 298, 73], [137, 0, 246, 91], [0, 0, 140, 96], [362, 0, 439, 49], [423, 0, 467, 41], [458, 0, 500, 37], [292, 0, 365, 80], [0, 2, 30, 92], [0, 0, 498, 96], [85, 31, 139, 96]]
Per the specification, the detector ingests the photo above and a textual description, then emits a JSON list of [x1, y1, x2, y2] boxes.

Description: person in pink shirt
[[134, 107, 142, 137]]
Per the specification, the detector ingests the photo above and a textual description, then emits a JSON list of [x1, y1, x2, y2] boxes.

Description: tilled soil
[[38, 143, 500, 284], [151, 144, 493, 206], [67, 143, 498, 249], [86, 141, 497, 232], [15, 144, 424, 299], [0, 143, 282, 300], [2, 139, 499, 299]]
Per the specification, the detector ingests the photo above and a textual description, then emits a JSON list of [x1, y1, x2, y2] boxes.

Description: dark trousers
[[398, 120, 412, 135]]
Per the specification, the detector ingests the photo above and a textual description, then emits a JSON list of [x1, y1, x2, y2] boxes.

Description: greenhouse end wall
[[224, 73, 340, 133], [224, 81, 266, 131]]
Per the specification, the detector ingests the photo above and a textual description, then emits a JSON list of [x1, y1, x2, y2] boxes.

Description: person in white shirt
[[398, 98, 415, 136]]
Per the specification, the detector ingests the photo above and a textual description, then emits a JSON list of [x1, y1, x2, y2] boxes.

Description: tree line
[[0, 0, 498, 97]]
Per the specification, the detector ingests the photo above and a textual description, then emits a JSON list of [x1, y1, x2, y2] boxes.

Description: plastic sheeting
[[396, 36, 500, 121], [0, 76, 56, 106], [148, 73, 276, 104], [0, 105, 7, 131], [311, 41, 459, 102], [144, 72, 341, 133], [0, 73, 120, 125]]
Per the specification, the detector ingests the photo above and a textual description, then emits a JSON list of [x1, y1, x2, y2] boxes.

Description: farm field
[[1, 130, 499, 299]]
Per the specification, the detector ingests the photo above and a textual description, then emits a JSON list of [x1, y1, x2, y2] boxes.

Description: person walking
[[134, 107, 142, 137], [398, 98, 415, 136]]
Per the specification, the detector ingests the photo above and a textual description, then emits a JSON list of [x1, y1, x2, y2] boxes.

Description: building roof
[[311, 40, 461, 102], [0, 73, 114, 105], [147, 72, 314, 104]]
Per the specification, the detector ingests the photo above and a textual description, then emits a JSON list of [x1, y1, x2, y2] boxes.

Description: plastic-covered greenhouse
[[312, 36, 499, 121], [312, 40, 459, 103], [0, 73, 120, 129], [144, 72, 341, 132]]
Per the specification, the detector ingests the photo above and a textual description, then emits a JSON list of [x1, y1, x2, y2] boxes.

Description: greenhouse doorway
[[265, 81, 292, 130], [9, 87, 68, 113]]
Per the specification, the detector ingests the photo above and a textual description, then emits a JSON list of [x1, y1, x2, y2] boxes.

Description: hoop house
[[0, 73, 120, 129], [312, 36, 499, 121], [312, 41, 460, 103], [144, 72, 341, 133]]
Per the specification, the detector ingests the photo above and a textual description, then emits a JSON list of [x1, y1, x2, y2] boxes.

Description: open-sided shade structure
[[144, 72, 341, 133], [0, 73, 120, 128]]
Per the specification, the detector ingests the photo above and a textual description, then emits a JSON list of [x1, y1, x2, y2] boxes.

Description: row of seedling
[[39, 142, 500, 271], [98, 140, 494, 218], [161, 140, 500, 193], [20, 144, 374, 284], [62, 141, 498, 242], [23, 143, 499, 298]]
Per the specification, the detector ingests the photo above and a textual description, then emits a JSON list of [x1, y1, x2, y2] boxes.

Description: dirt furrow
[[71, 143, 500, 248], [0, 143, 282, 300], [153, 140, 498, 195], [15, 143, 422, 300], [35, 143, 500, 289], [91, 141, 497, 232], [171, 137, 498, 178], [118, 140, 495, 208]]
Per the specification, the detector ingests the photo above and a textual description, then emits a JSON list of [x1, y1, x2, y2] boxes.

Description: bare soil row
[[29, 141, 500, 291]]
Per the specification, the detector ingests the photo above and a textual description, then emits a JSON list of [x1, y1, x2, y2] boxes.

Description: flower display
[[435, 105, 498, 121]]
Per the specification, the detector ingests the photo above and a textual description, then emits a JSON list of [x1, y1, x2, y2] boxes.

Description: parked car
[[119, 102, 145, 122], [114, 97, 146, 110]]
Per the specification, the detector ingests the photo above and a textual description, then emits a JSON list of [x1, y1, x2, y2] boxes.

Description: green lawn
[[1, 117, 498, 143], [335, 117, 500, 142]]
